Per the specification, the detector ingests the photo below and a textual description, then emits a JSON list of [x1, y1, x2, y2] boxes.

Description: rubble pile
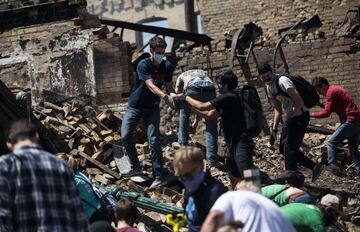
[[33, 99, 360, 231]]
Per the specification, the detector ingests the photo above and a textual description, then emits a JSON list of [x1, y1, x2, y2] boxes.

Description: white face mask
[[153, 52, 164, 63]]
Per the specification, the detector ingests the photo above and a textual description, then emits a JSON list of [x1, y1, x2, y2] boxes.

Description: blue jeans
[[121, 106, 163, 179], [327, 120, 360, 174], [292, 193, 316, 205], [178, 82, 218, 164]]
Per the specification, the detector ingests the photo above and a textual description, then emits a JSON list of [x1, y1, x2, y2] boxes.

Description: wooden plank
[[79, 123, 92, 134], [78, 151, 121, 179], [43, 101, 63, 111]]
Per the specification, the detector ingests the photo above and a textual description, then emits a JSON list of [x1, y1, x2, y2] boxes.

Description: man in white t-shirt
[[257, 63, 323, 182], [175, 67, 219, 167], [200, 189, 296, 232]]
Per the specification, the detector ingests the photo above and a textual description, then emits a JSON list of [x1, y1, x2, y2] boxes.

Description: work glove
[[162, 95, 176, 109], [269, 129, 277, 146], [173, 94, 187, 109]]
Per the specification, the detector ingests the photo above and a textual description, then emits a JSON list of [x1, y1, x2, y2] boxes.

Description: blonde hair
[[173, 146, 204, 175], [234, 180, 260, 193]]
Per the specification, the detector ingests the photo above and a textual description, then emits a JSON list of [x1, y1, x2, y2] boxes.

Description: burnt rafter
[[100, 18, 213, 51], [0, 0, 86, 31]]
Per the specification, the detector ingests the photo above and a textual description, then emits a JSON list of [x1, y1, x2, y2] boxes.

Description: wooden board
[[78, 151, 121, 180]]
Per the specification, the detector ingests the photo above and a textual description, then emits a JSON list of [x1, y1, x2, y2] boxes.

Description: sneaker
[[149, 178, 167, 189], [326, 164, 342, 177], [121, 168, 143, 178], [312, 164, 324, 182]]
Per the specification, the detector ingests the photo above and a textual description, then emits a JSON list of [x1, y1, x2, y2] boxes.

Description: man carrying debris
[[175, 67, 219, 167], [178, 70, 256, 187], [311, 77, 360, 177], [173, 146, 227, 232], [257, 63, 323, 181], [281, 194, 342, 232], [121, 36, 176, 189], [200, 182, 296, 232], [0, 120, 88, 231]]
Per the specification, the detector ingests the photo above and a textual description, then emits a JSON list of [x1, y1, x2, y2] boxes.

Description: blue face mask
[[181, 171, 206, 193], [153, 52, 164, 63]]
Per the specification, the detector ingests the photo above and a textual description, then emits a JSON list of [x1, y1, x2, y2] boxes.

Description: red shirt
[[116, 227, 140, 232], [313, 85, 360, 122]]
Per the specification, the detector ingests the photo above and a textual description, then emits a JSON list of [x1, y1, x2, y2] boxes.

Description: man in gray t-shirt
[[258, 63, 323, 182], [175, 68, 219, 166]]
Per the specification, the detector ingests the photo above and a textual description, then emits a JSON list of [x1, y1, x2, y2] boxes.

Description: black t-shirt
[[128, 58, 173, 109], [209, 92, 244, 145]]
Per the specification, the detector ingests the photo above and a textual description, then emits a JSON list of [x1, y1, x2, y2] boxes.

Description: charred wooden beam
[[78, 150, 121, 180], [307, 124, 334, 135], [100, 18, 213, 51]]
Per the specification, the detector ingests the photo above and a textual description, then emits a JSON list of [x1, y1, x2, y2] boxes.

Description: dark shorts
[[226, 134, 255, 178]]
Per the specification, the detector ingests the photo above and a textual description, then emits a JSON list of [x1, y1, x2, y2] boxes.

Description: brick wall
[[0, 20, 133, 108], [94, 38, 134, 105], [201, 0, 359, 46], [0, 21, 96, 101]]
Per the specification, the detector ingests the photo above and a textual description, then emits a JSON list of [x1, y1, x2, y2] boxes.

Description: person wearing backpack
[[176, 69, 256, 188], [311, 77, 360, 177], [67, 156, 114, 223], [257, 63, 323, 182]]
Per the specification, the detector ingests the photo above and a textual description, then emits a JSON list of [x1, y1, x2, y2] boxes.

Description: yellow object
[[166, 213, 187, 232]]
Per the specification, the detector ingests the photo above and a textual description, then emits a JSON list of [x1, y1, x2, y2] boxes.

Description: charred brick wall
[[0, 20, 132, 108], [0, 21, 96, 101], [93, 38, 134, 106]]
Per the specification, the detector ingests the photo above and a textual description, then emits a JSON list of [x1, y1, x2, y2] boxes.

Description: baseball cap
[[320, 194, 340, 211], [257, 63, 272, 75]]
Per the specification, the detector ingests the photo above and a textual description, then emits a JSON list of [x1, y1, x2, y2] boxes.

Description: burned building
[[0, 0, 133, 109]]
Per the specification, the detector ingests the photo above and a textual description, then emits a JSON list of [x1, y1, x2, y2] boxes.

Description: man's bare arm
[[272, 99, 282, 130], [185, 96, 215, 111], [286, 87, 304, 118], [145, 79, 166, 98], [194, 109, 219, 120], [200, 210, 225, 232]]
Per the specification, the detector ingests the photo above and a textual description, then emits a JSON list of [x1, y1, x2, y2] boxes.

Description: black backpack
[[236, 85, 264, 137], [275, 75, 320, 108]]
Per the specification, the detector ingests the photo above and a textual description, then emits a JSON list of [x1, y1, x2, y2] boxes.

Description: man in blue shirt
[[121, 36, 176, 189], [173, 146, 227, 232]]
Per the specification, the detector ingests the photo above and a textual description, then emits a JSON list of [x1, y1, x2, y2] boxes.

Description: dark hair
[[6, 120, 38, 144], [89, 220, 115, 232], [312, 77, 329, 88], [275, 170, 305, 188], [217, 69, 238, 91], [149, 36, 167, 49], [318, 205, 338, 226], [115, 199, 138, 225], [257, 63, 272, 75]]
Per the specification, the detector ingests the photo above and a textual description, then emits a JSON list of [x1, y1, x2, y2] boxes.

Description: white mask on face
[[153, 52, 165, 63]]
